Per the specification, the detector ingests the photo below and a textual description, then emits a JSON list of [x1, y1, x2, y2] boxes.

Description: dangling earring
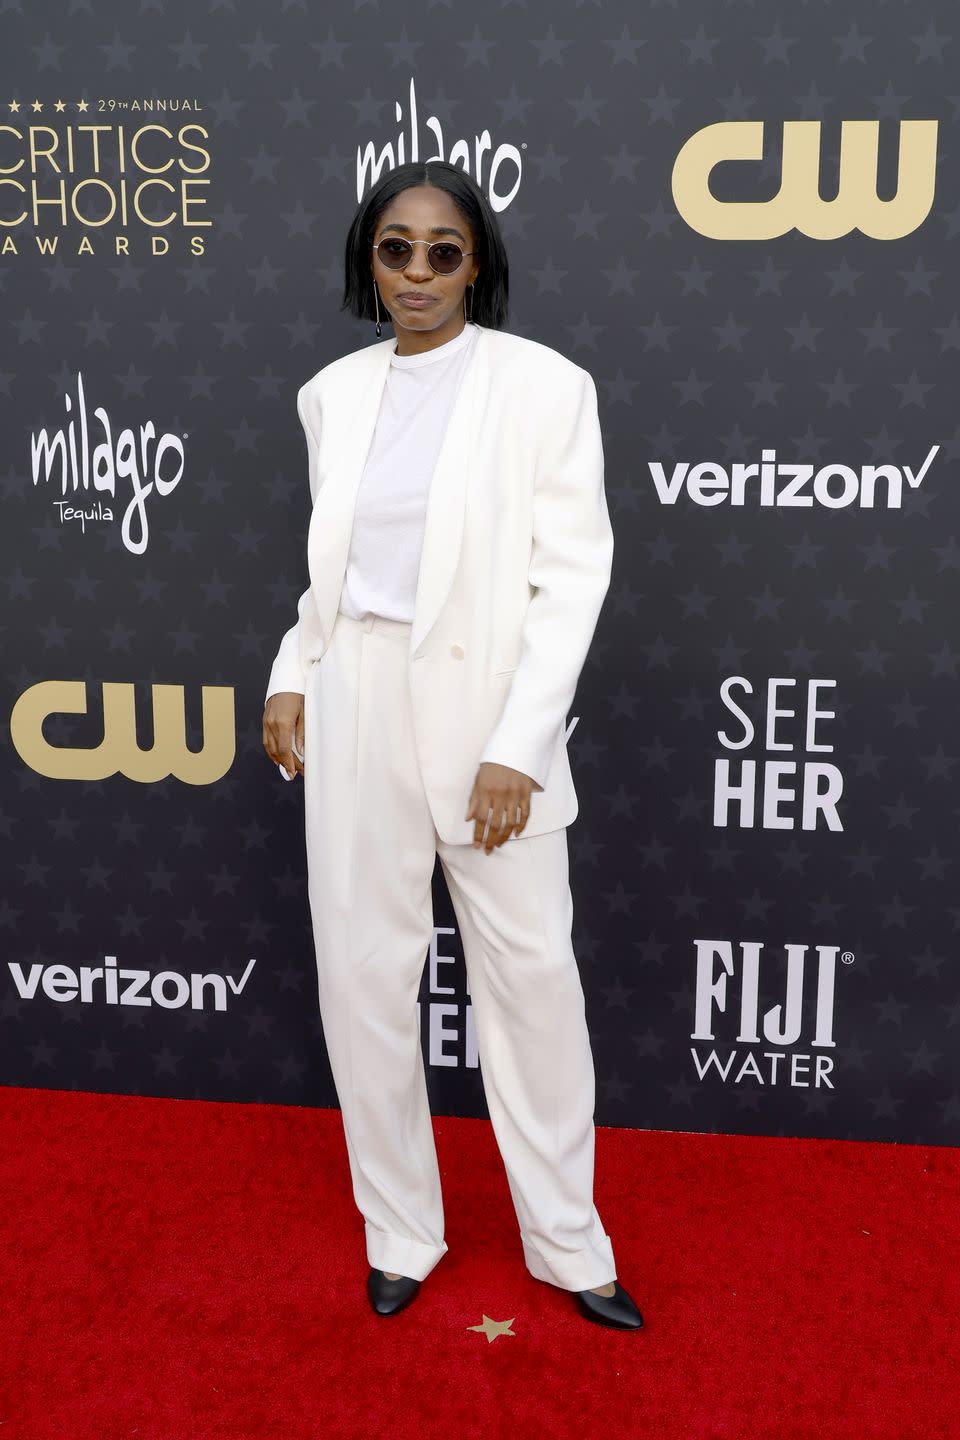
[[374, 280, 382, 337], [464, 283, 475, 322]]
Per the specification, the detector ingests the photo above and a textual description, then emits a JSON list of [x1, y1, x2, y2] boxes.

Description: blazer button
[[450, 643, 465, 659]]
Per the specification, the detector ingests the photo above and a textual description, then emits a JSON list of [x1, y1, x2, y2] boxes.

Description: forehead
[[374, 189, 469, 244]]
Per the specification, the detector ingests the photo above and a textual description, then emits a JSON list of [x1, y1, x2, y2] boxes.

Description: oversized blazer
[[265, 322, 614, 846]]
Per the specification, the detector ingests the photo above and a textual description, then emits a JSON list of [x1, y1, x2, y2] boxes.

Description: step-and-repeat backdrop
[[2, 3, 957, 1146]]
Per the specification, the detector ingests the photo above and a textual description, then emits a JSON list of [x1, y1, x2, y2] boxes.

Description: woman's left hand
[[465, 762, 534, 852]]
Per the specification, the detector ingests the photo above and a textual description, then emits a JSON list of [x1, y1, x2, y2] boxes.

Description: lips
[[397, 293, 436, 306]]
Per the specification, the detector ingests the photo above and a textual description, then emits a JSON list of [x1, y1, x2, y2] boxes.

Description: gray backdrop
[[2, 1, 957, 1146]]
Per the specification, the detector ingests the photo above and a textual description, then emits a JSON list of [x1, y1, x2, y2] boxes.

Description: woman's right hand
[[263, 692, 305, 781]]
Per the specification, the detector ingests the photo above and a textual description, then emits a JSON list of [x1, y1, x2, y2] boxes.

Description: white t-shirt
[[338, 321, 480, 623]]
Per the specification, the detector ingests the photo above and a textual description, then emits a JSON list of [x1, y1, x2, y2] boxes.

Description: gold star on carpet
[[466, 1314, 516, 1343]]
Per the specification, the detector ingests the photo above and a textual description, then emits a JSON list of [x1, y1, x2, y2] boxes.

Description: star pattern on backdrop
[[0, 1, 957, 1146]]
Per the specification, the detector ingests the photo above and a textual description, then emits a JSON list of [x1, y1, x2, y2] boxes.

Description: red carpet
[[0, 1086, 956, 1440]]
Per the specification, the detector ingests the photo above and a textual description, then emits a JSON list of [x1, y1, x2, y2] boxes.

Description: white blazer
[[265, 323, 614, 845]]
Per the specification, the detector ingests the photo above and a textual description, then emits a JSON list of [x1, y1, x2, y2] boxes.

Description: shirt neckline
[[390, 322, 477, 369]]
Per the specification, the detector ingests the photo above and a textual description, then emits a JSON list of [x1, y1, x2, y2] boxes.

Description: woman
[[262, 160, 643, 1331]]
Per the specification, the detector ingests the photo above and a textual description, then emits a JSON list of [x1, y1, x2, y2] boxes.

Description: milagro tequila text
[[30, 370, 185, 554]]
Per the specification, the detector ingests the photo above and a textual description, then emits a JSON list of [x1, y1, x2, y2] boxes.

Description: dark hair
[[342, 160, 509, 330]]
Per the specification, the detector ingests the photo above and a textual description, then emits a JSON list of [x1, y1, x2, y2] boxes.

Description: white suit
[[265, 323, 614, 842], [266, 324, 619, 1290]]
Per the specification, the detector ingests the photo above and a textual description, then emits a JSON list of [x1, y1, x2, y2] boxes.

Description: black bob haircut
[[341, 160, 510, 331]]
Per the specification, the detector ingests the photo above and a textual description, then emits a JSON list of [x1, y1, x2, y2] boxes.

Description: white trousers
[[302, 608, 618, 1291]]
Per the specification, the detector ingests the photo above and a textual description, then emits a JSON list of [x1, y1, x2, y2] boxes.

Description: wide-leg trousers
[[301, 607, 618, 1291]]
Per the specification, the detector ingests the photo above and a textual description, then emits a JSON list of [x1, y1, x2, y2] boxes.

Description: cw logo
[[672, 119, 938, 240], [10, 681, 234, 783]]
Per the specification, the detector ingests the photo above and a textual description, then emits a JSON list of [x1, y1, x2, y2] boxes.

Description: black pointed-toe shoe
[[575, 1279, 644, 1329], [366, 1267, 422, 1316]]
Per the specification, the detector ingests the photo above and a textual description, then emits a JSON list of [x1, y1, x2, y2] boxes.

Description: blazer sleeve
[[264, 385, 320, 705], [477, 365, 614, 791]]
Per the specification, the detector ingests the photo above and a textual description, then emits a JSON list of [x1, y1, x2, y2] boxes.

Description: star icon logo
[[466, 1314, 516, 1343]]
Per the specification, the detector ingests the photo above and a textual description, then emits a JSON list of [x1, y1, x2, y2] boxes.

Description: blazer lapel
[[308, 324, 488, 660], [410, 324, 485, 657], [306, 337, 394, 645]]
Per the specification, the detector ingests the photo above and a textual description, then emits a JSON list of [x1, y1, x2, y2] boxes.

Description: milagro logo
[[30, 370, 185, 554], [357, 75, 522, 212], [649, 444, 939, 509], [690, 939, 853, 1089], [8, 953, 256, 1012]]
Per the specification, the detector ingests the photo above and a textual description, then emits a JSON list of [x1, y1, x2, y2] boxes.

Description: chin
[[396, 307, 441, 321]]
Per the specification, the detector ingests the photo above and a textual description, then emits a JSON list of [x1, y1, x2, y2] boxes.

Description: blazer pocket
[[491, 666, 518, 678]]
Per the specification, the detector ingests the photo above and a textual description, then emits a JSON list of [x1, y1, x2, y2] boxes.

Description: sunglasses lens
[[377, 239, 413, 268], [428, 243, 463, 274], [376, 239, 464, 273]]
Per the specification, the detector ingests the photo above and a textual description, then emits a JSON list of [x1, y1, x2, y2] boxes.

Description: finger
[[264, 719, 295, 781], [470, 788, 488, 845], [262, 715, 282, 761], [295, 711, 305, 766], [263, 722, 281, 766], [493, 803, 527, 849], [475, 800, 494, 850], [263, 717, 294, 768], [277, 726, 298, 781], [483, 806, 511, 853]]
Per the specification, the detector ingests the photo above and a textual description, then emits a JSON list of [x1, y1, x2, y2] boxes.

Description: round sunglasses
[[372, 236, 475, 276]]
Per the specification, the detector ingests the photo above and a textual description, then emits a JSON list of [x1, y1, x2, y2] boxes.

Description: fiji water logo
[[690, 939, 855, 1089], [30, 370, 185, 554]]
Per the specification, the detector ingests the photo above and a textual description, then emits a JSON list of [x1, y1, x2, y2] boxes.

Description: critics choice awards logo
[[2, 97, 210, 256]]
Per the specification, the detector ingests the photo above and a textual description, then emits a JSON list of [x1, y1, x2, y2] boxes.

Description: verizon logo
[[9, 954, 257, 1013], [649, 444, 938, 509]]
